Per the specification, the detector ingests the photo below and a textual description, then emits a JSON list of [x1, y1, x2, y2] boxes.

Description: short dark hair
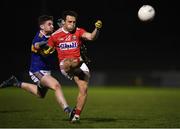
[[38, 15, 53, 25], [62, 10, 78, 21]]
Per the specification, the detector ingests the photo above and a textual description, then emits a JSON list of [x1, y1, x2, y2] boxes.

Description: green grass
[[0, 86, 180, 128]]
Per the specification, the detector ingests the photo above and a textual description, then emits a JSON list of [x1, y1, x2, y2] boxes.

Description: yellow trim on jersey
[[31, 45, 38, 53]]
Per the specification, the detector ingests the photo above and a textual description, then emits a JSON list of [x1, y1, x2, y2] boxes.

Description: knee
[[79, 84, 88, 96], [51, 83, 61, 91]]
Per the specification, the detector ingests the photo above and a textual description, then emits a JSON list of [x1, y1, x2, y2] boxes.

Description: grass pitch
[[0, 86, 180, 128]]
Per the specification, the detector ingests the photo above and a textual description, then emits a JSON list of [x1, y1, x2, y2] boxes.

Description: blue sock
[[64, 106, 71, 113]]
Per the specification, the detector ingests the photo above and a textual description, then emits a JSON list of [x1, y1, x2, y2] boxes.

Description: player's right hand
[[34, 43, 40, 49], [95, 20, 102, 29]]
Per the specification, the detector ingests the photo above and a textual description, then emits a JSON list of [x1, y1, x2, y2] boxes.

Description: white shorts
[[60, 61, 90, 80], [29, 70, 51, 84]]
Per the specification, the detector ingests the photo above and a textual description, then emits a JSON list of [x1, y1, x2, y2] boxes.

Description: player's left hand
[[95, 20, 102, 29], [43, 46, 55, 55]]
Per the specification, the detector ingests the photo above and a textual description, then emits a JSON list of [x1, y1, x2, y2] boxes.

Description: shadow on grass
[[83, 117, 117, 122], [0, 109, 32, 113], [62, 117, 117, 123]]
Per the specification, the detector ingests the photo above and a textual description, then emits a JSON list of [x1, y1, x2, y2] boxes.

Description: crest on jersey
[[72, 35, 77, 40], [58, 37, 64, 41]]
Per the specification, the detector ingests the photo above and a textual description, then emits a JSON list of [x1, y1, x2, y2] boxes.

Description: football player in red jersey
[[47, 10, 102, 123]]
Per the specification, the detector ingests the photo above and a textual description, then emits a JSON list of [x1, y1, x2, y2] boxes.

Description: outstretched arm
[[33, 41, 55, 55], [81, 20, 102, 41], [34, 41, 48, 49]]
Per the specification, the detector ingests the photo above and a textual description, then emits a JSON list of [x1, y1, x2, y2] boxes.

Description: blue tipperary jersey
[[29, 31, 54, 72]]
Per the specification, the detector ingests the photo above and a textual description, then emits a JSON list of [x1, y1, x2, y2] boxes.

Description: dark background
[[1, 0, 179, 83]]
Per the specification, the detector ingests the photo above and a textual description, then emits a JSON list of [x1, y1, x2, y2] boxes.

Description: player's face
[[64, 15, 76, 32], [42, 20, 54, 34]]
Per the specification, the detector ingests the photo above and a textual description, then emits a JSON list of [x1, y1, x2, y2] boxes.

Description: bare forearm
[[34, 41, 47, 49], [81, 20, 102, 41], [91, 28, 100, 40]]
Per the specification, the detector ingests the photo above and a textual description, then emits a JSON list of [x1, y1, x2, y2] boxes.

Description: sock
[[64, 106, 71, 113], [75, 109, 81, 116]]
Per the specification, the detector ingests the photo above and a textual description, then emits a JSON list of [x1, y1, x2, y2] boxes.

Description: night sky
[[1, 0, 179, 79]]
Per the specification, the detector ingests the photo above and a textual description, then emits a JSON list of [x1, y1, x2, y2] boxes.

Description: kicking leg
[[63, 62, 90, 123]]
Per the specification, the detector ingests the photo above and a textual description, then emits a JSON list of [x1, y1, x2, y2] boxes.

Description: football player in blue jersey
[[0, 15, 71, 115]]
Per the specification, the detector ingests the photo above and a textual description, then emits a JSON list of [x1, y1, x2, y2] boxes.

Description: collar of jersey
[[40, 30, 50, 38], [62, 27, 69, 34]]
